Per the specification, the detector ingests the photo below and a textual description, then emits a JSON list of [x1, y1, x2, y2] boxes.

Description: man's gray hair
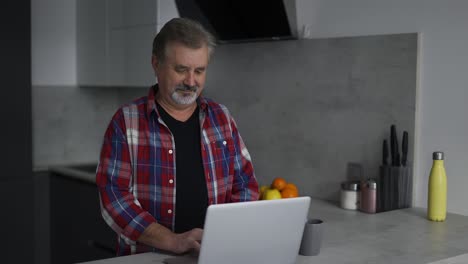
[[152, 18, 216, 64]]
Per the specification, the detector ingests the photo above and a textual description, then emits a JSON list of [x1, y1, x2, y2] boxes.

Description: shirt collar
[[147, 84, 209, 118]]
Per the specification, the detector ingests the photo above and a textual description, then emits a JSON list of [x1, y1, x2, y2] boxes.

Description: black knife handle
[[390, 125, 397, 166], [383, 140, 389, 166], [402, 131, 408, 166]]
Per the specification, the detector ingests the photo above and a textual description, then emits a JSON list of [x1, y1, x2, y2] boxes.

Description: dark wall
[[1, 0, 32, 180], [0, 1, 33, 263]]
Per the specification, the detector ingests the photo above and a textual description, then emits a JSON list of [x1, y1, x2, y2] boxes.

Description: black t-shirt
[[156, 103, 208, 233]]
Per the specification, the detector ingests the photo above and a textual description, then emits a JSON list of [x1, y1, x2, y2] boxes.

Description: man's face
[[152, 42, 209, 107]]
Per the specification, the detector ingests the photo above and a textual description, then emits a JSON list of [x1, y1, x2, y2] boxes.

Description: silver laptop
[[163, 196, 311, 264]]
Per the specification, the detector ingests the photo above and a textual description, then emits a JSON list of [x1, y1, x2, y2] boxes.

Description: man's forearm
[[137, 222, 176, 251], [137, 223, 203, 254]]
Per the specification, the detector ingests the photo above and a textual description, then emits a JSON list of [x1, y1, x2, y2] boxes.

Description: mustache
[[175, 84, 198, 92]]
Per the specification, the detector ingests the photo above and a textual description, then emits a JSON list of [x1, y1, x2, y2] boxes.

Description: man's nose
[[183, 72, 196, 87]]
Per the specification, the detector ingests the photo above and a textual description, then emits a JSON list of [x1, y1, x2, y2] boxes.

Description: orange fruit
[[271, 177, 287, 191], [284, 183, 298, 193], [281, 187, 299, 198]]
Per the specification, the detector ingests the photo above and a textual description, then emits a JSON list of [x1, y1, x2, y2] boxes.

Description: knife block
[[377, 166, 413, 212]]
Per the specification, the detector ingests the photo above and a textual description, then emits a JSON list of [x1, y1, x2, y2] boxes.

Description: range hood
[[174, 0, 297, 44]]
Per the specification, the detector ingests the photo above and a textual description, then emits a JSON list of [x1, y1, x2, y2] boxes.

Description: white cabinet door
[[77, 0, 108, 86], [156, 0, 179, 32], [108, 0, 157, 29], [78, 0, 178, 87], [108, 25, 156, 87]]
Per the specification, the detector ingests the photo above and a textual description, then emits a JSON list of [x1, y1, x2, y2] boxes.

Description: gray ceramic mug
[[299, 219, 323, 256]]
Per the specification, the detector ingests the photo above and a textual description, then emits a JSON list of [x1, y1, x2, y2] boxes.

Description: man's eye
[[195, 69, 205, 74], [175, 67, 186, 73]]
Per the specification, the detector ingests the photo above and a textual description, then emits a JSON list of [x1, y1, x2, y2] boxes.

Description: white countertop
[[77, 198, 468, 264]]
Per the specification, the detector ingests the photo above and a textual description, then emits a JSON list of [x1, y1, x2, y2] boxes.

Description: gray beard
[[171, 89, 198, 105]]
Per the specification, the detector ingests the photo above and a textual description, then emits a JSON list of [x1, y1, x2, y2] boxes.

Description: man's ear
[[151, 55, 159, 72]]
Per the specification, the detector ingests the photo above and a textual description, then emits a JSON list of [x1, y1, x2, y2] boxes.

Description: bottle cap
[[433, 151, 444, 160], [366, 179, 377, 190], [341, 181, 360, 191]]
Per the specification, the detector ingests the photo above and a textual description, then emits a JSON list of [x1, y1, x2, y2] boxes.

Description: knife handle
[[390, 125, 397, 166], [383, 140, 389, 166], [402, 131, 408, 166]]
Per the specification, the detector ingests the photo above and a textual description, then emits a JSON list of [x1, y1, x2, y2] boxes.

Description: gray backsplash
[[33, 33, 416, 201], [32, 85, 145, 167], [204, 33, 416, 201]]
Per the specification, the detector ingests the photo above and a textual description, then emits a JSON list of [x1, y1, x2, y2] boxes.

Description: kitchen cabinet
[[77, 0, 179, 87], [108, 0, 157, 29], [108, 25, 156, 86], [77, 0, 107, 86], [50, 172, 115, 264]]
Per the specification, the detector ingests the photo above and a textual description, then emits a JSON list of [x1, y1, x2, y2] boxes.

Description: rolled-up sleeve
[[96, 110, 156, 244], [229, 117, 259, 202]]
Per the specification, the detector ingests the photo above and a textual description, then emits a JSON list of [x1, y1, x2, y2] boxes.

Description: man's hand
[[171, 228, 203, 254], [137, 222, 203, 254]]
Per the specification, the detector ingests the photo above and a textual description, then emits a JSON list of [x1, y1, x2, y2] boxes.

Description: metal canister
[[340, 181, 360, 210], [360, 179, 377, 214]]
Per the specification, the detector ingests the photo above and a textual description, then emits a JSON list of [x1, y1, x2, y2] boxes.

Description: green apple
[[263, 188, 282, 200], [259, 185, 269, 200]]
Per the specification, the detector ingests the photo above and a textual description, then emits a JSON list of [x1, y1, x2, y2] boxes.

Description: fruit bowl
[[259, 177, 299, 200]]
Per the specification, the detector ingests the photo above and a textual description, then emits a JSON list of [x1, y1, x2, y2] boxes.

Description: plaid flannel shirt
[[96, 86, 259, 255]]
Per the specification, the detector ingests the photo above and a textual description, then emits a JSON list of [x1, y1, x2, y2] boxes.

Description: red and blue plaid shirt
[[96, 86, 259, 255]]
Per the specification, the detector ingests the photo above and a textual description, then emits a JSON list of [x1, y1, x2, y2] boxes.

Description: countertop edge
[[48, 166, 96, 184]]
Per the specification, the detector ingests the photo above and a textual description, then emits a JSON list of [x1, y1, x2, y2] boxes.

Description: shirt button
[[168, 149, 173, 154], [223, 140, 227, 145], [168, 209, 172, 214], [169, 179, 174, 184]]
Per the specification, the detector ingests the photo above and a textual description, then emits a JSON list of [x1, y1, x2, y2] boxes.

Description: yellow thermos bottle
[[428, 151, 447, 221]]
